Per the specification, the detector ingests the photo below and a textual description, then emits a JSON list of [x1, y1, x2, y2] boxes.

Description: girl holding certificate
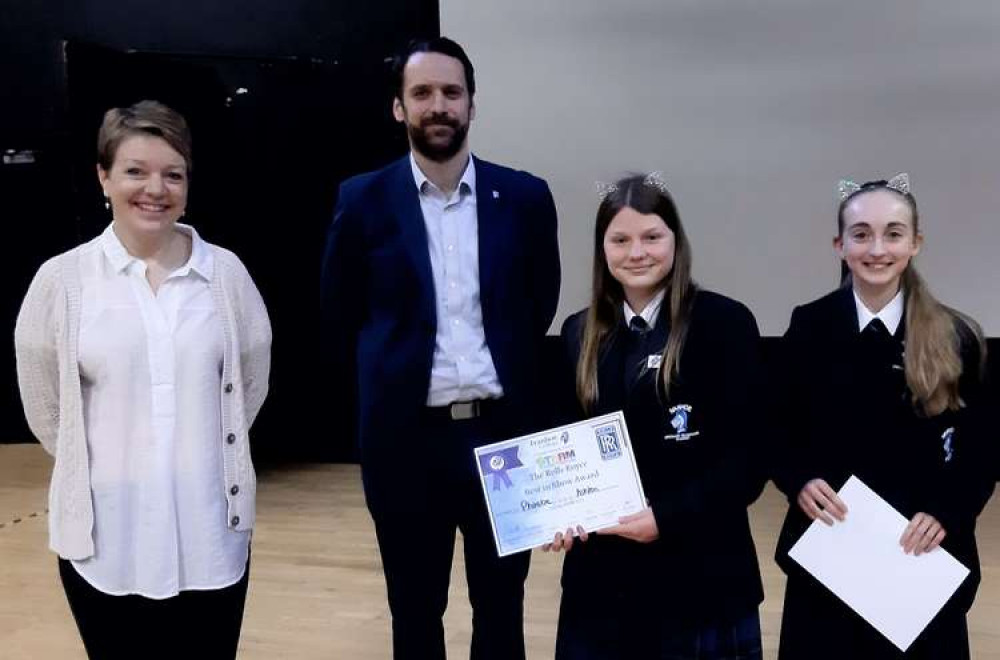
[[773, 175, 993, 659], [547, 172, 767, 659]]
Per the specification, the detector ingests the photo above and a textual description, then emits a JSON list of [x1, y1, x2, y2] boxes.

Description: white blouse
[[72, 224, 249, 599]]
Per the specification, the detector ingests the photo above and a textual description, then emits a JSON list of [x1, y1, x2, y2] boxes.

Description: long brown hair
[[576, 174, 697, 412], [838, 181, 985, 415]]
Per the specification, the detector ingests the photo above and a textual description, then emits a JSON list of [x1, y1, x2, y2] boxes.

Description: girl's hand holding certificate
[[544, 504, 660, 553], [475, 411, 646, 557]]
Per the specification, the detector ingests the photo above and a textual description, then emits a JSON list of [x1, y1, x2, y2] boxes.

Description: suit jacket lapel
[[597, 328, 628, 413], [834, 286, 861, 339], [474, 156, 505, 312], [390, 157, 436, 320], [831, 285, 867, 391]]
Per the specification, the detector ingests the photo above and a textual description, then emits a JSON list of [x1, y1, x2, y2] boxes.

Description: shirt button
[[231, 516, 240, 527], [226, 433, 236, 444], [452, 319, 459, 325], [447, 245, 454, 251], [230, 485, 240, 496], [224, 383, 233, 393]]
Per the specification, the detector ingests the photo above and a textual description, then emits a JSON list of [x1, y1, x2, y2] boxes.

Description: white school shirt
[[71, 223, 249, 598], [854, 288, 904, 334], [623, 288, 666, 330], [410, 153, 504, 405]]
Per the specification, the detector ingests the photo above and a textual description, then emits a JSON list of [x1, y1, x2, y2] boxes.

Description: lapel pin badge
[[492, 190, 500, 199]]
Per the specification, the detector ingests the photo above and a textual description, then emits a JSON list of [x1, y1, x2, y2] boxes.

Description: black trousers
[[367, 408, 532, 660], [779, 575, 969, 660], [59, 556, 250, 660]]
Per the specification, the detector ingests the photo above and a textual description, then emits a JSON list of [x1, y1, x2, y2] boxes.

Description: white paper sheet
[[788, 475, 970, 652]]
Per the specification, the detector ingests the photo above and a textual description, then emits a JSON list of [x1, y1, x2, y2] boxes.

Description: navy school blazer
[[320, 155, 560, 506], [772, 286, 995, 613], [558, 289, 767, 623]]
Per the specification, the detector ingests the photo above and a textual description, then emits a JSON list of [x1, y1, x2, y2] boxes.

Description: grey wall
[[443, 1, 1000, 335]]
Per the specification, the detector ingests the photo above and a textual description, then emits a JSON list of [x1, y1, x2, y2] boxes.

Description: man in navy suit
[[321, 37, 560, 659]]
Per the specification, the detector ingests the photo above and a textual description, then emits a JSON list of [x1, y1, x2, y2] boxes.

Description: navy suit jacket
[[321, 155, 560, 506]]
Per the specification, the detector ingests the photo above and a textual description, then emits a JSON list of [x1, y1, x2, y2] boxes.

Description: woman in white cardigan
[[14, 100, 271, 659]]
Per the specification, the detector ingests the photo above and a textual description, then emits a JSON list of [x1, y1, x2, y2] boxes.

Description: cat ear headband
[[596, 170, 669, 201], [838, 172, 910, 201]]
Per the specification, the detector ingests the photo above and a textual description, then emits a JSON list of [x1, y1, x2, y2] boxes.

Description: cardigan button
[[224, 383, 234, 393], [226, 433, 236, 444], [230, 485, 240, 496], [231, 516, 240, 527]]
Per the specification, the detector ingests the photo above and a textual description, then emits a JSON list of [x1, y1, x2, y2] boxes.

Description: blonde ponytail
[[901, 267, 984, 416]]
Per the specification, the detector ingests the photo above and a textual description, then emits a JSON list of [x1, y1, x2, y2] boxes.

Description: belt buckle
[[449, 400, 479, 421]]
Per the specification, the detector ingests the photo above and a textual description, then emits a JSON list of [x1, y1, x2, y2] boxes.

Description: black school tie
[[864, 317, 889, 338], [629, 316, 649, 335], [862, 318, 905, 378]]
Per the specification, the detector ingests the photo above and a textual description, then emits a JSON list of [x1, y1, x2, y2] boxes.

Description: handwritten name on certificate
[[474, 411, 646, 557]]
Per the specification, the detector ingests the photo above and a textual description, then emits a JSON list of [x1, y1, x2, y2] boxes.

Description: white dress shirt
[[853, 288, 904, 334], [72, 224, 249, 598], [410, 154, 503, 405], [623, 289, 666, 330]]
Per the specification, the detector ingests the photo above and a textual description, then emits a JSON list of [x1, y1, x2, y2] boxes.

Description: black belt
[[426, 398, 501, 422]]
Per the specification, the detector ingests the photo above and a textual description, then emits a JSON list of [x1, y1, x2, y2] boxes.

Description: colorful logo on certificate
[[536, 448, 577, 470], [478, 447, 523, 490], [595, 424, 622, 460]]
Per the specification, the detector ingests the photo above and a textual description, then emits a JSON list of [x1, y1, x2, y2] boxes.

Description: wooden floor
[[1, 443, 998, 659]]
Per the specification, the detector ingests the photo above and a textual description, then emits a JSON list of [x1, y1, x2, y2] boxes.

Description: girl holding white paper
[[547, 173, 767, 659], [773, 174, 993, 659]]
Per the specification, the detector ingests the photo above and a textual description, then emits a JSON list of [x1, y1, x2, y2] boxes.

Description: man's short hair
[[391, 37, 476, 101]]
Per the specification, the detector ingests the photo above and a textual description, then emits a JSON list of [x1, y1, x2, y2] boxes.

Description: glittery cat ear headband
[[837, 172, 910, 201], [596, 171, 669, 202]]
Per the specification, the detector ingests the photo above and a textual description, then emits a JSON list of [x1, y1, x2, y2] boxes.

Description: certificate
[[788, 475, 970, 652], [474, 411, 646, 557]]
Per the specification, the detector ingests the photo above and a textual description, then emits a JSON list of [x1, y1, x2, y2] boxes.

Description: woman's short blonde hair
[[97, 100, 192, 173]]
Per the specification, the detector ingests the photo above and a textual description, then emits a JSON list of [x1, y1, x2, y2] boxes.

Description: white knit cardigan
[[14, 235, 271, 560]]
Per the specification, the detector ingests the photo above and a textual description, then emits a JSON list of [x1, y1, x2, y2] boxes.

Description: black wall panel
[[0, 0, 439, 461]]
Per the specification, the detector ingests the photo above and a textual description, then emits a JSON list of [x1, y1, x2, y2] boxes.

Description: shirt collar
[[99, 223, 135, 273], [99, 222, 213, 280], [624, 288, 666, 330], [177, 224, 213, 280], [854, 288, 904, 335], [409, 152, 476, 199]]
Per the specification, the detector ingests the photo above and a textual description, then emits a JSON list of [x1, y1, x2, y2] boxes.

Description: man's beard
[[408, 114, 469, 163]]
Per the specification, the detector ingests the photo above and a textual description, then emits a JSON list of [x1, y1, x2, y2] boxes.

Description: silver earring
[[103, 196, 110, 210]]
